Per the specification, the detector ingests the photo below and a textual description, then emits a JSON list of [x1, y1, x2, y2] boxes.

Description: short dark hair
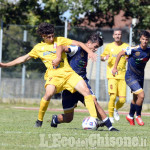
[[140, 30, 150, 38], [88, 33, 103, 46], [36, 22, 54, 36], [113, 29, 122, 34]]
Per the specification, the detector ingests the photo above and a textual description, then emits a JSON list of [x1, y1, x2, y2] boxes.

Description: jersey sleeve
[[101, 45, 110, 57], [124, 46, 138, 56], [67, 45, 79, 57], [28, 45, 39, 59], [57, 37, 73, 46]]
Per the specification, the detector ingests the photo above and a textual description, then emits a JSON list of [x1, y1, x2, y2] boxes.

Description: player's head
[[86, 33, 103, 52], [113, 29, 122, 42], [140, 31, 150, 48], [37, 22, 55, 43]]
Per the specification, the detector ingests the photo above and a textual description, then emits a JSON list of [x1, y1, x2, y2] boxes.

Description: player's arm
[[52, 45, 66, 68], [112, 50, 126, 76], [0, 54, 32, 68], [71, 40, 97, 61], [100, 45, 110, 61]]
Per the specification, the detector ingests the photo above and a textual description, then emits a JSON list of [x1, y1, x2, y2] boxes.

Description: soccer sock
[[129, 103, 136, 117], [103, 117, 113, 130], [108, 94, 116, 117], [38, 98, 50, 121], [115, 97, 126, 110], [135, 104, 142, 116], [84, 95, 97, 118]]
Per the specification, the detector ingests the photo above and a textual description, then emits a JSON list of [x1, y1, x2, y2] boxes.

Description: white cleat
[[109, 117, 114, 123], [114, 109, 120, 121]]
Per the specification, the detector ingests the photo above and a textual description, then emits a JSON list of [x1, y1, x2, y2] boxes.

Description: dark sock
[[129, 103, 136, 117], [135, 104, 142, 116], [103, 117, 112, 129]]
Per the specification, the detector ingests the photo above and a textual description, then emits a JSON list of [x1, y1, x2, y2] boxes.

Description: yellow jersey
[[101, 42, 129, 79], [28, 37, 73, 79]]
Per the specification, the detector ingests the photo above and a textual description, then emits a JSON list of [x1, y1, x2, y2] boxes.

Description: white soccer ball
[[82, 116, 97, 130]]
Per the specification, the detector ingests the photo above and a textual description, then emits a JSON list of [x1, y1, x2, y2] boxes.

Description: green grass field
[[0, 104, 149, 150]]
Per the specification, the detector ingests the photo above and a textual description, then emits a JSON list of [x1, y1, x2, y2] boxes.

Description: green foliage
[[0, 0, 68, 26], [0, 0, 149, 28], [67, 0, 150, 29]]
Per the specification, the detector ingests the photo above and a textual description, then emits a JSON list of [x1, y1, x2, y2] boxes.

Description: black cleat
[[109, 127, 119, 131], [96, 119, 105, 129], [51, 115, 58, 128], [35, 120, 43, 127]]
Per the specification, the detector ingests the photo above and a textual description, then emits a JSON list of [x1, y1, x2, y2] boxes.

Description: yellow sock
[[38, 98, 50, 121], [115, 97, 126, 110], [108, 94, 116, 117], [84, 95, 97, 118]]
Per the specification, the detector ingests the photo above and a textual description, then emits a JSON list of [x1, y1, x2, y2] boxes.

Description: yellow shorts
[[108, 78, 126, 96], [45, 68, 83, 93]]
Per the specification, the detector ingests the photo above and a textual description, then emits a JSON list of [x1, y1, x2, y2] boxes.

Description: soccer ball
[[82, 116, 97, 130]]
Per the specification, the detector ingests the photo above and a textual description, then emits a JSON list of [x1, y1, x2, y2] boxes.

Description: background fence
[[0, 23, 150, 103]]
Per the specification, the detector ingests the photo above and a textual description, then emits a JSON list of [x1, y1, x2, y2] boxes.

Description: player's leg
[[74, 79, 97, 118], [114, 79, 126, 121], [93, 97, 106, 120], [108, 79, 117, 123], [93, 97, 119, 131], [51, 112, 74, 127], [125, 76, 144, 126], [135, 90, 145, 126], [51, 90, 77, 127], [35, 84, 56, 127]]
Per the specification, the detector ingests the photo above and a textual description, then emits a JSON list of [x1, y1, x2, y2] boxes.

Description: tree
[[0, 0, 69, 26], [66, 0, 150, 29]]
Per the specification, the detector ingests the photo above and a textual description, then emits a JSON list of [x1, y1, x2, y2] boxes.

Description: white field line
[[0, 143, 38, 148], [1, 142, 68, 149], [0, 131, 39, 134], [12, 106, 150, 116]]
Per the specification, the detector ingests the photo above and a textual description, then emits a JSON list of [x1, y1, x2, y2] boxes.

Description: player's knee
[[65, 116, 73, 123], [43, 91, 53, 100], [119, 97, 126, 104], [64, 113, 73, 123], [83, 87, 91, 95], [138, 93, 144, 101]]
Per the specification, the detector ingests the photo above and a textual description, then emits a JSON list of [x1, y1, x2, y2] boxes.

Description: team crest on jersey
[[110, 84, 113, 90], [111, 49, 114, 52], [41, 47, 44, 50], [53, 43, 57, 49], [135, 52, 140, 56]]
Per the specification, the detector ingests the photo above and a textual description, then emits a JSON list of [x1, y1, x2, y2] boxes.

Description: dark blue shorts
[[62, 79, 94, 113], [125, 73, 144, 94]]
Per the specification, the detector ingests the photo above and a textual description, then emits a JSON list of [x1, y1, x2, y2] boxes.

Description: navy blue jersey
[[67, 45, 88, 79], [125, 46, 150, 79]]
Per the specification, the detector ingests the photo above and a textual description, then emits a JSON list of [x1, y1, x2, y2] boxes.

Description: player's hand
[[88, 52, 97, 61], [106, 54, 110, 60], [52, 58, 61, 69], [102, 54, 109, 61], [112, 68, 118, 76]]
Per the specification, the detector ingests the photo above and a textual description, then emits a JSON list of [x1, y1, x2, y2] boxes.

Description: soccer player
[[51, 33, 119, 131], [0, 22, 98, 127], [101, 29, 129, 123], [112, 30, 150, 126]]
